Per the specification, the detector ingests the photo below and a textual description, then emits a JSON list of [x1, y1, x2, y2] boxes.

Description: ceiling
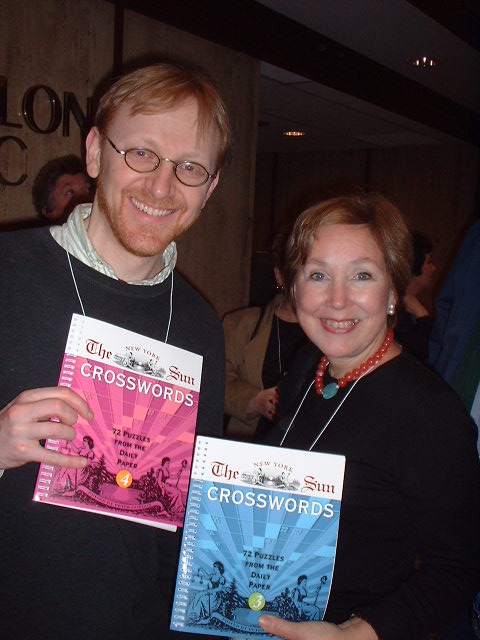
[[116, 0, 480, 153], [255, 0, 480, 152]]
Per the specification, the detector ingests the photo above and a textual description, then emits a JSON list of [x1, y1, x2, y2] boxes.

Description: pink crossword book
[[33, 313, 203, 531]]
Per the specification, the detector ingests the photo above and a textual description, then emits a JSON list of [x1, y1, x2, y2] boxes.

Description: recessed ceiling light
[[282, 130, 307, 137], [407, 56, 441, 68]]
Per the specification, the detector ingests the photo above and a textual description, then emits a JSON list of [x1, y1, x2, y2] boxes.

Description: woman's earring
[[387, 303, 395, 316]]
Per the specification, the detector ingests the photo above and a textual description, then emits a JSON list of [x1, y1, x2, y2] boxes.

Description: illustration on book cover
[[33, 314, 203, 529], [171, 436, 345, 638]]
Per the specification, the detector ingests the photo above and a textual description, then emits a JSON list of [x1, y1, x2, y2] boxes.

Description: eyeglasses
[[105, 137, 216, 187]]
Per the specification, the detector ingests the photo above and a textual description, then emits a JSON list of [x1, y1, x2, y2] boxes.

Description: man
[[32, 154, 94, 224], [429, 219, 480, 640], [0, 62, 231, 639]]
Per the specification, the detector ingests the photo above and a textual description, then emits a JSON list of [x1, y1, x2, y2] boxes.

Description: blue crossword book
[[170, 435, 345, 639]]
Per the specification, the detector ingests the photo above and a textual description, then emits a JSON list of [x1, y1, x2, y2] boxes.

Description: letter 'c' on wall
[[0, 136, 27, 186]]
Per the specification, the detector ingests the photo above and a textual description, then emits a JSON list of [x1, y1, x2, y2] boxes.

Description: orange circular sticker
[[116, 470, 133, 488]]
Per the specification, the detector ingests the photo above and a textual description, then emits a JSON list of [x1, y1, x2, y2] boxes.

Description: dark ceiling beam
[[110, 0, 480, 146], [406, 0, 480, 52]]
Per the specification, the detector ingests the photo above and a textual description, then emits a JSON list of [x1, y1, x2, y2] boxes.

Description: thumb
[[259, 615, 300, 639], [259, 616, 334, 640]]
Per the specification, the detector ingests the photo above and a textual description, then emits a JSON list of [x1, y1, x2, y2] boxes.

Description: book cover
[[170, 435, 345, 638], [33, 313, 203, 531]]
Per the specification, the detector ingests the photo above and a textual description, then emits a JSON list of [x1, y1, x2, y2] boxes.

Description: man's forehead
[[119, 98, 199, 123], [113, 100, 217, 137], [109, 102, 221, 158]]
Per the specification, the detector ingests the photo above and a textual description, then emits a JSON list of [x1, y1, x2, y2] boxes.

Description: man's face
[[44, 173, 92, 223], [85, 99, 220, 261]]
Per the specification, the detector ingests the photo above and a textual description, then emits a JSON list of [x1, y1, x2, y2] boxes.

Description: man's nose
[[145, 161, 176, 199]]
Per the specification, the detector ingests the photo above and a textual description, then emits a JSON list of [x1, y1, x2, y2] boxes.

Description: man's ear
[[200, 171, 220, 210], [85, 127, 102, 180]]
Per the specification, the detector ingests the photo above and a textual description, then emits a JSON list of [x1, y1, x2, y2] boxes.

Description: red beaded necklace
[[314, 328, 395, 398]]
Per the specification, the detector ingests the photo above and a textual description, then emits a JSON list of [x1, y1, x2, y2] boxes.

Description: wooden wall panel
[[0, 0, 114, 223], [122, 12, 259, 317], [252, 148, 369, 251], [369, 144, 479, 308], [252, 143, 478, 312], [369, 145, 479, 270], [274, 149, 370, 225]]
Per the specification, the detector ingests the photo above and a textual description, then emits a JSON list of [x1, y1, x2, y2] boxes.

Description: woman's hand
[[246, 386, 279, 420], [259, 615, 378, 640]]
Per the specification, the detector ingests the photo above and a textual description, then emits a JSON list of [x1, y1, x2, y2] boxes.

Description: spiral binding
[[59, 314, 84, 387], [171, 437, 209, 628], [33, 314, 85, 500]]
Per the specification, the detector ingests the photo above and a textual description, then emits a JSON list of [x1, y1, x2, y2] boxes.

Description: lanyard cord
[[279, 375, 364, 450], [66, 251, 174, 343]]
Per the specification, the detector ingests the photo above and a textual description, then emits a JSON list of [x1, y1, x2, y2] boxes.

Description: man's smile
[[131, 196, 177, 217]]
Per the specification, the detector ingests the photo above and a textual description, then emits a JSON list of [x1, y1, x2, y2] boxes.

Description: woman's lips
[[321, 318, 359, 331]]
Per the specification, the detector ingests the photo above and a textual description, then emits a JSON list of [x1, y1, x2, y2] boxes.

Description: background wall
[[0, 0, 258, 318]]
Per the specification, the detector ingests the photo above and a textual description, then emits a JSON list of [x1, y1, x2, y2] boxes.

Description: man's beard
[[96, 167, 190, 258]]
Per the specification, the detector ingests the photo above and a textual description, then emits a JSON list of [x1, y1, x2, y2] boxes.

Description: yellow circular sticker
[[248, 592, 265, 611], [116, 470, 133, 488]]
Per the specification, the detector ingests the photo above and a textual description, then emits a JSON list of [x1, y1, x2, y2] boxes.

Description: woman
[[395, 232, 436, 362], [259, 194, 480, 640], [187, 561, 226, 624], [54, 435, 95, 493], [156, 456, 185, 517], [223, 226, 308, 441], [292, 575, 321, 621]]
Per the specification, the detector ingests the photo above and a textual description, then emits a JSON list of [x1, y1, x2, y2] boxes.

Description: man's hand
[[0, 387, 94, 470], [246, 386, 279, 420], [259, 615, 378, 640]]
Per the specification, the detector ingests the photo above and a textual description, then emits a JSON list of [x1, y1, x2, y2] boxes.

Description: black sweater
[[267, 342, 480, 639], [0, 227, 225, 640]]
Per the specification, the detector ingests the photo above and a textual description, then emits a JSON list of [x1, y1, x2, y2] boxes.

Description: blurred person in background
[[32, 154, 93, 224], [223, 224, 308, 441], [429, 217, 480, 640], [395, 231, 436, 362]]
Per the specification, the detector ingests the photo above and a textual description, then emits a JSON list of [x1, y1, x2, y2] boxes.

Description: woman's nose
[[329, 280, 347, 308]]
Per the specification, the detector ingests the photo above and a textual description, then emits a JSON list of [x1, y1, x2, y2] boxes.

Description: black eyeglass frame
[[105, 136, 217, 187]]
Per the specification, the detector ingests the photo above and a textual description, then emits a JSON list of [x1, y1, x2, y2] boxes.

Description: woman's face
[[294, 223, 395, 375], [418, 252, 436, 289]]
